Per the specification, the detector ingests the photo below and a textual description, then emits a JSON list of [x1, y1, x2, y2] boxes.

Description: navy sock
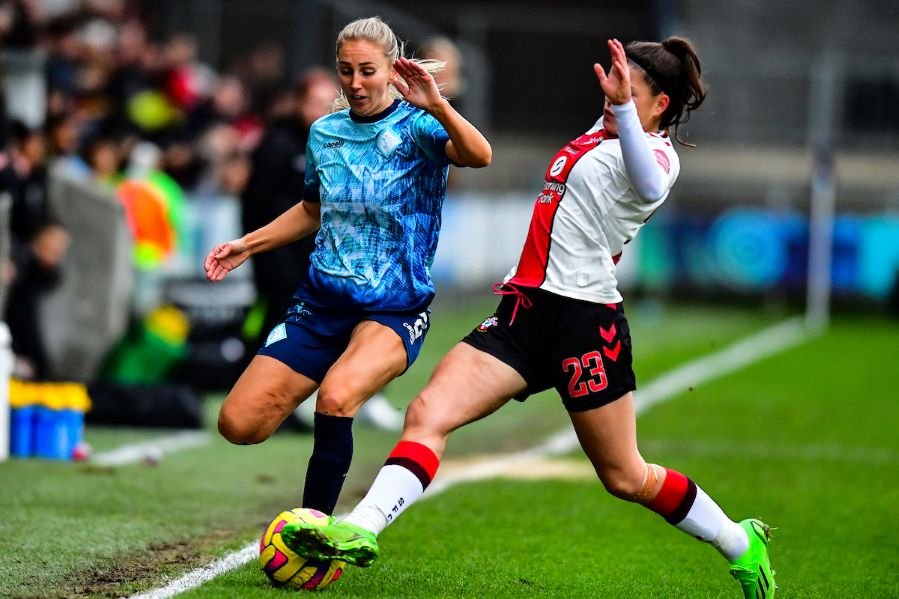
[[302, 412, 354, 515]]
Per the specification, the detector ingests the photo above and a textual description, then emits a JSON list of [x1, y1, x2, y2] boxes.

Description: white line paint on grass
[[92, 431, 211, 467], [128, 542, 258, 599], [430, 315, 811, 494], [633, 316, 810, 416], [131, 316, 812, 598]]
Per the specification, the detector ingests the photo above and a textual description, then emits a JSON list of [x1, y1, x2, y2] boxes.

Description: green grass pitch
[[1, 297, 897, 597]]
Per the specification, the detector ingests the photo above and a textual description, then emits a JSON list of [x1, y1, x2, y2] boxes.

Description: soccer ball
[[259, 508, 345, 590]]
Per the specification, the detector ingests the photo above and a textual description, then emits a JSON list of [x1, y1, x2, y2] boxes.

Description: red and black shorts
[[462, 286, 636, 412]]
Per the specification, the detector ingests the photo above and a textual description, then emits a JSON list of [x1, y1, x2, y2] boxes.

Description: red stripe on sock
[[649, 469, 689, 516], [389, 441, 439, 481]]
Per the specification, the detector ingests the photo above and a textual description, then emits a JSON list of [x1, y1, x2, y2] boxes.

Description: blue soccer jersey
[[302, 99, 451, 311]]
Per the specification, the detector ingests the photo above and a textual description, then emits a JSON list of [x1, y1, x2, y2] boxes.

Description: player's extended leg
[[301, 320, 409, 515], [282, 342, 527, 565], [569, 393, 776, 598], [218, 355, 318, 445]]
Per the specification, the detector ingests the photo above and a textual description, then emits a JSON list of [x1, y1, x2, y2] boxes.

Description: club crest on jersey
[[549, 156, 568, 177], [653, 149, 671, 173], [477, 316, 498, 332], [377, 128, 402, 157], [264, 323, 287, 347]]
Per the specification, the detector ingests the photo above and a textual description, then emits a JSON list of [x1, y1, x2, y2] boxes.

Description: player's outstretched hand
[[594, 38, 632, 105], [204, 239, 249, 282], [392, 57, 443, 112]]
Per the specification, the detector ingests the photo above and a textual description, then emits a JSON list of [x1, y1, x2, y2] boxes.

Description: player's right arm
[[204, 201, 321, 282]]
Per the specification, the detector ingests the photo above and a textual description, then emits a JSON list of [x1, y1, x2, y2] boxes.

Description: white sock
[[342, 464, 428, 535], [676, 487, 749, 561]]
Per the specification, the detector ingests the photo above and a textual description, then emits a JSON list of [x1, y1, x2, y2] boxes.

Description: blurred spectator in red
[[164, 33, 212, 114]]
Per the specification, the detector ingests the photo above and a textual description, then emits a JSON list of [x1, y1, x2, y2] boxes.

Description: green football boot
[[729, 519, 776, 598], [281, 520, 380, 568]]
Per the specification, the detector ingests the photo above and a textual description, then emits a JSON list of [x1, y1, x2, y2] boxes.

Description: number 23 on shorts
[[562, 350, 609, 398]]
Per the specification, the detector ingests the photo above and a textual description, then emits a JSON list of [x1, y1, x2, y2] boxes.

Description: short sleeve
[[410, 111, 451, 166], [303, 135, 321, 203]]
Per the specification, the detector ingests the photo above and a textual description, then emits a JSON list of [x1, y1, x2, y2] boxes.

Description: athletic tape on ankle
[[384, 441, 439, 489], [634, 463, 660, 504]]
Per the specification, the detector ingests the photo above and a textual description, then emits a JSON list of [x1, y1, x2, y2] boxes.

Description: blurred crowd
[[0, 0, 465, 385], [0, 0, 317, 380]]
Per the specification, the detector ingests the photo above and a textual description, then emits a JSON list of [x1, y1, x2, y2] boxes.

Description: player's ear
[[654, 92, 670, 119], [389, 66, 404, 90]]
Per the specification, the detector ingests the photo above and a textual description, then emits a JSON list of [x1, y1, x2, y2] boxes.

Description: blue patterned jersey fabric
[[302, 100, 451, 311]]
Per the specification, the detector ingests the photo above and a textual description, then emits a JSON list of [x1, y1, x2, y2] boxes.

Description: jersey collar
[[349, 98, 401, 124]]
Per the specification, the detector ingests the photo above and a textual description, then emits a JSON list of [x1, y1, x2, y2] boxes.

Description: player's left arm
[[595, 38, 673, 202], [392, 57, 491, 168], [613, 102, 674, 202]]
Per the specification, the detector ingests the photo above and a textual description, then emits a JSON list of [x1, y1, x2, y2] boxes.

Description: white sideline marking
[[130, 316, 811, 598], [92, 431, 211, 467], [429, 316, 810, 495], [128, 542, 258, 599]]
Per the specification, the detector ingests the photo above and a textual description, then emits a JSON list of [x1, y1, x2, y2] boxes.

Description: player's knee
[[315, 383, 361, 417], [403, 390, 449, 438], [403, 395, 429, 430], [218, 404, 270, 445], [598, 466, 645, 501]]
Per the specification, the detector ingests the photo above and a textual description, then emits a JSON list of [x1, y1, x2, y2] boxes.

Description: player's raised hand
[[392, 57, 443, 112], [594, 38, 632, 105], [204, 239, 250, 282]]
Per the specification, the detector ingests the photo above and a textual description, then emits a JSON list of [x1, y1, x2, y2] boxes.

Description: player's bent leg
[[315, 319, 408, 417], [218, 355, 318, 445], [568, 392, 647, 499], [300, 321, 409, 514], [402, 342, 527, 456], [284, 343, 527, 565], [569, 392, 774, 597]]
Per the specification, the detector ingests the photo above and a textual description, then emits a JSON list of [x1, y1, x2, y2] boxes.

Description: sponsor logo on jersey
[[653, 149, 671, 173], [287, 301, 312, 320], [514, 130, 606, 287], [477, 316, 499, 332], [324, 140, 344, 149], [537, 181, 567, 204], [264, 323, 287, 347]]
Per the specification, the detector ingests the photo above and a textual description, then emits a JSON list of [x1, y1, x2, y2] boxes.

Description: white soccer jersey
[[508, 115, 679, 304]]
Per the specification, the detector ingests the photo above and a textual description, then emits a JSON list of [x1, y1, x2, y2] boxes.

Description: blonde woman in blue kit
[[204, 16, 491, 516]]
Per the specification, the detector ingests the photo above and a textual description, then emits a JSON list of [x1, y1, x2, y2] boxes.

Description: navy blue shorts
[[257, 285, 431, 384]]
